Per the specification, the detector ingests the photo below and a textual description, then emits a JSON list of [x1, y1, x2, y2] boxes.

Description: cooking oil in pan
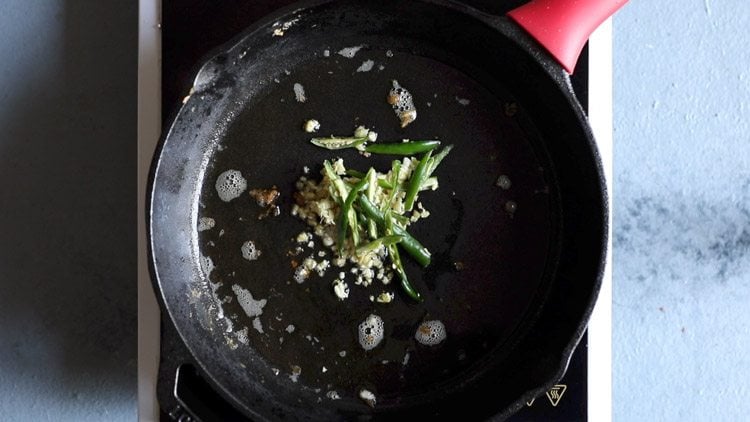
[[194, 47, 556, 404]]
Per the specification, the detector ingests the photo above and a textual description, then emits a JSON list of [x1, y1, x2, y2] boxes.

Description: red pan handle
[[507, 0, 628, 73]]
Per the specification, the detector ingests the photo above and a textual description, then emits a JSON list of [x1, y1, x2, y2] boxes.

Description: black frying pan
[[148, 0, 623, 420]]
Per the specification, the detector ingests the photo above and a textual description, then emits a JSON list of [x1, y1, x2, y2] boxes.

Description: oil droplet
[[505, 200, 518, 216], [495, 175, 512, 190]]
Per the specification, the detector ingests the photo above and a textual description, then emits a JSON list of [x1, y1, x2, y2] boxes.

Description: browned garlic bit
[[387, 80, 417, 128], [249, 186, 281, 219], [249, 187, 280, 207]]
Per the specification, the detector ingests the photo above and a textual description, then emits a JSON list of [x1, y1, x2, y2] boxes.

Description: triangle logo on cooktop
[[546, 384, 567, 407]]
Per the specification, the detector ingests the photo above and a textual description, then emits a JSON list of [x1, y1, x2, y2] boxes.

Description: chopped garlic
[[290, 153, 442, 302], [303, 119, 320, 133], [358, 389, 377, 408], [331, 158, 346, 175], [296, 232, 310, 243], [303, 258, 317, 269], [332, 279, 349, 300], [294, 266, 311, 284], [315, 259, 330, 276], [376, 292, 394, 303], [353, 126, 369, 138]]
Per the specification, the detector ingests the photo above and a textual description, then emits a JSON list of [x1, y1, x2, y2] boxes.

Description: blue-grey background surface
[[0, 0, 137, 421], [613, 1, 750, 421], [0, 0, 748, 421]]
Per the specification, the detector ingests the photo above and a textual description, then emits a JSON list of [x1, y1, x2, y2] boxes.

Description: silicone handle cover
[[507, 0, 628, 73]]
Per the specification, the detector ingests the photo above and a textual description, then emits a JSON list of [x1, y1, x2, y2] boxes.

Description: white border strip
[[587, 17, 614, 422], [137, 0, 161, 421]]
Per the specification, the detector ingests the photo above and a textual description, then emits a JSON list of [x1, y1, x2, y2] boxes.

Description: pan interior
[[162, 1, 579, 416], [199, 49, 555, 394]]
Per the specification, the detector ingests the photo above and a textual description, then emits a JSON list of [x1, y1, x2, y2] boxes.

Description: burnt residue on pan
[[194, 47, 557, 403]]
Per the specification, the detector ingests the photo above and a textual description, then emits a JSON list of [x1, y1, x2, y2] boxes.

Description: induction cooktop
[[138, 1, 613, 420]]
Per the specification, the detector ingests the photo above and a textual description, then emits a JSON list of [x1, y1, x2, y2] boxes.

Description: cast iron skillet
[[149, 0, 624, 420]]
